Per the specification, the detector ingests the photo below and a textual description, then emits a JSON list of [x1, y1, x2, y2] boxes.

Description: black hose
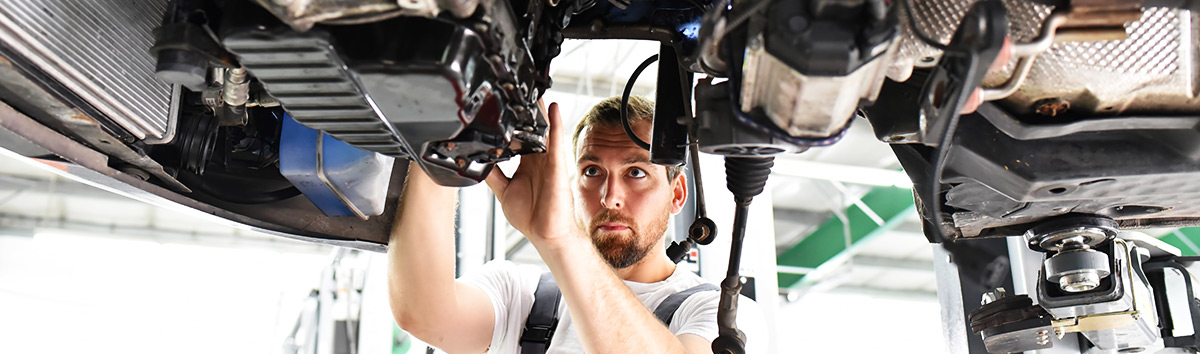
[[621, 54, 657, 151], [924, 108, 961, 243]]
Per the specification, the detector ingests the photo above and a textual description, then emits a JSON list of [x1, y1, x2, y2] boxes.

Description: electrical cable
[[621, 54, 658, 151], [924, 112, 959, 244], [924, 1, 1007, 244]]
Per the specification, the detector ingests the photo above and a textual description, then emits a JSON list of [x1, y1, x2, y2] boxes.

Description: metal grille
[[1044, 8, 1180, 76], [897, 0, 1198, 115], [223, 34, 409, 157], [0, 0, 175, 142]]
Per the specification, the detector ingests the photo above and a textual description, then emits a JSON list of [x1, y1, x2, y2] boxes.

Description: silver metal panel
[[0, 0, 175, 142], [1164, 267, 1195, 338], [897, 0, 1199, 115], [933, 244, 971, 354]]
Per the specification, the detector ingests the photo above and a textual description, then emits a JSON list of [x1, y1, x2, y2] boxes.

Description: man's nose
[[600, 176, 625, 209]]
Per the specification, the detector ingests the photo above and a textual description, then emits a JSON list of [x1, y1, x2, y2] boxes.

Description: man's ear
[[670, 171, 688, 215]]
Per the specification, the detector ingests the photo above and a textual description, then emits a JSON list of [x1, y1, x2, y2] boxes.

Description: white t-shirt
[[460, 260, 767, 353]]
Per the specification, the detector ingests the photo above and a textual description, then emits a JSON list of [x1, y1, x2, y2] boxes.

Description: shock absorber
[[711, 156, 773, 354]]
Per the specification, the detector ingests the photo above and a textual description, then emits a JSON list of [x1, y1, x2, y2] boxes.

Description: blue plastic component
[[279, 113, 395, 219]]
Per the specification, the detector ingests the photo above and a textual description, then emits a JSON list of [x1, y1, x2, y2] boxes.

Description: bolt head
[[980, 288, 1007, 305]]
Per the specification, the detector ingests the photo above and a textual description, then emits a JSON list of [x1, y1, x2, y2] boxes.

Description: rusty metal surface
[[895, 0, 1199, 116]]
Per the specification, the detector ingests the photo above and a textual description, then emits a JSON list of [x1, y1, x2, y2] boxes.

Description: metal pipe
[[222, 67, 249, 107], [981, 56, 1035, 101], [982, 12, 1069, 101]]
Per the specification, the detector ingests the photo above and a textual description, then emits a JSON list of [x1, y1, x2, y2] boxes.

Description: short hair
[[572, 96, 684, 181]]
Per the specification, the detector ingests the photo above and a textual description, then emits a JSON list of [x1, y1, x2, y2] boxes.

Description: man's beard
[[587, 208, 669, 269]]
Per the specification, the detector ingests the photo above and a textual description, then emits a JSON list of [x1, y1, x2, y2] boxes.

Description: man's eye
[[582, 166, 601, 177], [628, 168, 647, 178]]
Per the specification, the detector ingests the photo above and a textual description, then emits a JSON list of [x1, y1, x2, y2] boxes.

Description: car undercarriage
[[1, 0, 1200, 352]]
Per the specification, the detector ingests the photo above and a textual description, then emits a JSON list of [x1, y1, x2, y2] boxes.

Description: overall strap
[[520, 272, 561, 354], [654, 283, 720, 325]]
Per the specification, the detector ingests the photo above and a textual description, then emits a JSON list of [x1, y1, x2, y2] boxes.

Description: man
[[387, 96, 765, 353]]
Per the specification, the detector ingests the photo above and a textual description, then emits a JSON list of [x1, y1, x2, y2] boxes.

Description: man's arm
[[387, 162, 495, 353], [486, 102, 705, 353]]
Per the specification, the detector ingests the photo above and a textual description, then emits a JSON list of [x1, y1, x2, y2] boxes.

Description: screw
[[980, 288, 1007, 306], [489, 148, 504, 158], [455, 158, 469, 168], [1035, 98, 1071, 117], [445, 142, 457, 151]]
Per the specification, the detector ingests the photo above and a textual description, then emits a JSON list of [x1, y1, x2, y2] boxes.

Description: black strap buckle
[[520, 319, 559, 344]]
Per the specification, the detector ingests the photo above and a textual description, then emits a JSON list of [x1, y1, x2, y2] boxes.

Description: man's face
[[573, 122, 686, 269]]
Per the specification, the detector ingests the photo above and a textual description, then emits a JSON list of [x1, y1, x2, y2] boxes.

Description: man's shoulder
[[666, 268, 714, 288]]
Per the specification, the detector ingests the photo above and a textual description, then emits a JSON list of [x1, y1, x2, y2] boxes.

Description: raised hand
[[485, 101, 583, 247]]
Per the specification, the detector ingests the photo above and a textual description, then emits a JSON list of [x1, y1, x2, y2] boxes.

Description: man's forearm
[[537, 237, 690, 354], [387, 162, 459, 328], [386, 163, 496, 354]]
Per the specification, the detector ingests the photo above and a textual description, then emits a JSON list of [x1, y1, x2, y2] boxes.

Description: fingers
[[544, 102, 568, 170], [484, 165, 509, 196], [546, 102, 563, 150]]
